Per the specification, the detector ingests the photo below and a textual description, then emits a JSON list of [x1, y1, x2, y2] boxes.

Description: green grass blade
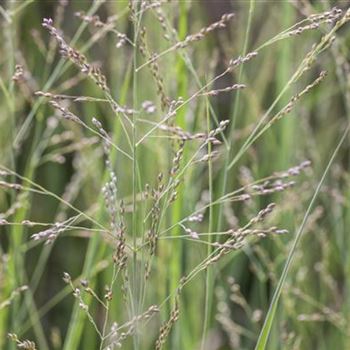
[[255, 123, 350, 350]]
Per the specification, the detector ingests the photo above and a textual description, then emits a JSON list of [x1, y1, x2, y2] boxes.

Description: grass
[[1, 1, 350, 350]]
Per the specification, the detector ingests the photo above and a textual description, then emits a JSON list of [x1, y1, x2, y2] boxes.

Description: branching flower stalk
[[2, 2, 349, 350]]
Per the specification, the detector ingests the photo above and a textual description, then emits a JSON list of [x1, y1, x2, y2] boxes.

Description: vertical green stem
[[216, 0, 255, 233], [201, 97, 214, 349]]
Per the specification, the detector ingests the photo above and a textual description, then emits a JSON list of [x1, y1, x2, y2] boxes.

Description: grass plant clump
[[1, 1, 350, 349]]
